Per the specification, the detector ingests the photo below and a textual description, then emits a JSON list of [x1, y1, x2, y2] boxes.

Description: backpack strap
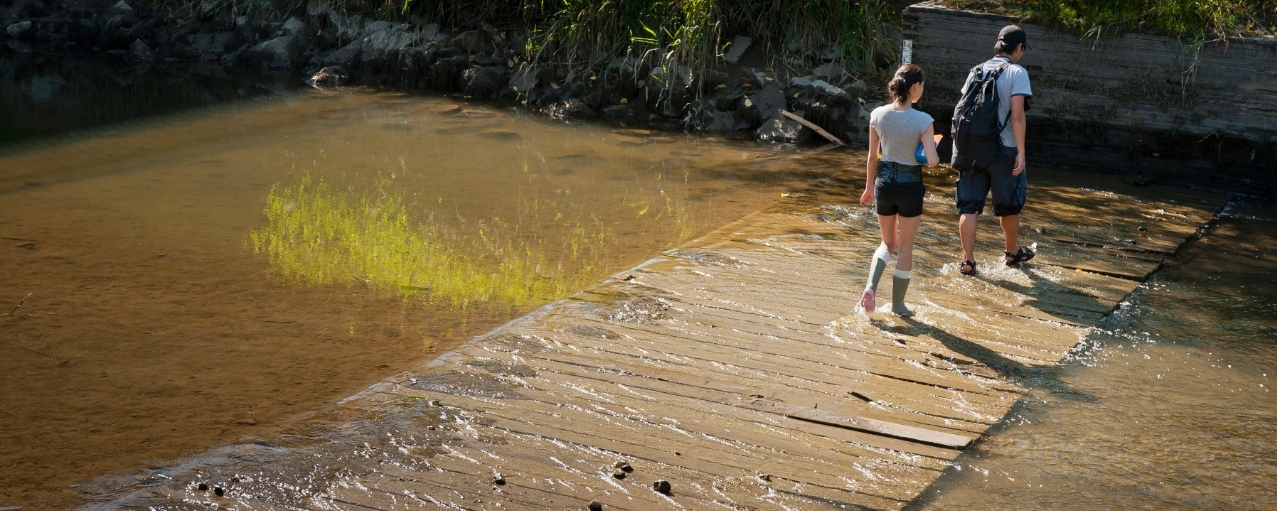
[[979, 60, 1012, 81], [986, 61, 1014, 135]]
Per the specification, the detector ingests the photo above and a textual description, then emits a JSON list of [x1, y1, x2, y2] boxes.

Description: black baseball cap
[[998, 25, 1030, 49]]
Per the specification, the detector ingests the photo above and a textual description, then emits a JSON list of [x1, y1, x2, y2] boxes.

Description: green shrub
[[151, 1, 905, 78], [943, 0, 1275, 40]]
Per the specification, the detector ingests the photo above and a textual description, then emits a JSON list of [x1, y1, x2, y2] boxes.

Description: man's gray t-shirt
[[960, 56, 1032, 148], [870, 106, 934, 165]]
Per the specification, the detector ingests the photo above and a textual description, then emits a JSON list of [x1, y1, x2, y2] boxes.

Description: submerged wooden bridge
[[97, 167, 1227, 510]]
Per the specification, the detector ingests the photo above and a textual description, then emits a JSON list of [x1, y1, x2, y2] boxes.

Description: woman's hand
[[860, 188, 874, 205]]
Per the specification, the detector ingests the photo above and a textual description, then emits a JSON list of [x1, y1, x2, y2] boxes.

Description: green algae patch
[[248, 173, 611, 309]]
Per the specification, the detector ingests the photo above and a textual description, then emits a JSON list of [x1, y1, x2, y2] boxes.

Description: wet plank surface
[[101, 169, 1227, 510]]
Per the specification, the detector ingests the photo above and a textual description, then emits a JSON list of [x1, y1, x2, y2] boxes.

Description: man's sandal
[[1004, 245, 1037, 267], [959, 259, 977, 276]]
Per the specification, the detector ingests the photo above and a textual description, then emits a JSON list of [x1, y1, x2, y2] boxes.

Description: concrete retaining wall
[[902, 1, 1275, 190]]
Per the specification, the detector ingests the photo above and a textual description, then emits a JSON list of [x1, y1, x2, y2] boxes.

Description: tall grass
[[524, 0, 901, 81], [943, 0, 1275, 41], [151, 1, 1273, 71], [247, 172, 613, 309], [153, 0, 904, 78], [245, 156, 694, 311]]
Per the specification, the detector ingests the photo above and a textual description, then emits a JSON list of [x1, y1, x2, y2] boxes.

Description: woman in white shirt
[[858, 63, 939, 317]]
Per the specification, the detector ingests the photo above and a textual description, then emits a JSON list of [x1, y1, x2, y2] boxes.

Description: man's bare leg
[[1000, 213, 1019, 262], [959, 213, 979, 262]]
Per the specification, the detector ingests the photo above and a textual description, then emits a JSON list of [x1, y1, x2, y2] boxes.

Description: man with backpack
[[951, 25, 1035, 276]]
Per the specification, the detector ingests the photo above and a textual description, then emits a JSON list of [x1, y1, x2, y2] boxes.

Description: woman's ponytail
[[887, 64, 925, 105]]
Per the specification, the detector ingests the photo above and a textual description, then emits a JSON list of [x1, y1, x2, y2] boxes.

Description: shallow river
[[909, 197, 1277, 511], [0, 82, 807, 507], [2, 54, 1274, 510]]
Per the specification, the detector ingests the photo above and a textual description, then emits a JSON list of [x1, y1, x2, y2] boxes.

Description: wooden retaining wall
[[902, 1, 1276, 189]]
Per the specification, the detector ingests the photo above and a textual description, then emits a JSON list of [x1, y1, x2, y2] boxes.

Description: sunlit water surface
[[910, 197, 1277, 511]]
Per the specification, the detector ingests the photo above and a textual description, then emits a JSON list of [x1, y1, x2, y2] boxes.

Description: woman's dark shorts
[[876, 181, 926, 217], [874, 162, 926, 217]]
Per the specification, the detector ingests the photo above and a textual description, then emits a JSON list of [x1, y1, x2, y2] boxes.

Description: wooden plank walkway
[[97, 169, 1227, 510]]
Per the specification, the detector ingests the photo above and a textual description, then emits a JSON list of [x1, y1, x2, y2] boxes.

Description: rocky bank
[[2, 0, 876, 147]]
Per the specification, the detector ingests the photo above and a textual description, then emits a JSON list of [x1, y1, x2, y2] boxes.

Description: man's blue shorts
[[955, 147, 1027, 216]]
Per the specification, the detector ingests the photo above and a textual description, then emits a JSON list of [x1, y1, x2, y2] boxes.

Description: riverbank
[[0, 0, 885, 148], [5, 1, 1274, 194]]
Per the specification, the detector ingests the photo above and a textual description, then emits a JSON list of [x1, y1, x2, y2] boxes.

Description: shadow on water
[[1012, 266, 1110, 324], [904, 196, 1277, 511], [0, 45, 300, 148], [889, 318, 1096, 405]]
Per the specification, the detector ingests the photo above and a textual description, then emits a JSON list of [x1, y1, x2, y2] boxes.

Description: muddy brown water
[[0, 88, 812, 509]]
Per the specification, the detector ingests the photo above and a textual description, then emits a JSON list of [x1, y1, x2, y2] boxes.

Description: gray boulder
[[242, 34, 302, 70], [462, 65, 510, 100]]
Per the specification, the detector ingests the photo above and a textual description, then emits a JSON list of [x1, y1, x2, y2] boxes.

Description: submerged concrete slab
[[89, 169, 1227, 510]]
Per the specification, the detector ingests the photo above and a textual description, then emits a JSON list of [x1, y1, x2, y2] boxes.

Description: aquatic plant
[[247, 171, 615, 309]]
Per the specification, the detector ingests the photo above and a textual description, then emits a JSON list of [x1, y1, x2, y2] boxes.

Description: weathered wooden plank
[[529, 353, 987, 444], [431, 342, 985, 459], [120, 486, 303, 511], [343, 451, 722, 511], [495, 331, 1013, 435], [785, 405, 972, 448], [390, 354, 969, 465], [540, 308, 1023, 409], [372, 385, 923, 507]]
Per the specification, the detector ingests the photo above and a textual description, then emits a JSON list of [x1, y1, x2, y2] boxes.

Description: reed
[[152, 1, 1273, 71], [245, 159, 693, 310], [943, 0, 1274, 41], [246, 172, 614, 309], [151, 1, 905, 78]]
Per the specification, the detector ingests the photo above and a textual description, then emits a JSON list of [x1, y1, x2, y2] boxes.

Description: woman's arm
[[861, 127, 880, 205], [922, 124, 939, 167]]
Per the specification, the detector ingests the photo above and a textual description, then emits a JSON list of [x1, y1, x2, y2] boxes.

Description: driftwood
[[779, 109, 843, 145], [10, 292, 31, 315]]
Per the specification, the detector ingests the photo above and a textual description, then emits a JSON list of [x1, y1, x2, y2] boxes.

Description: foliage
[[942, 0, 1275, 41], [144, 0, 1273, 90], [158, 0, 308, 18], [247, 172, 612, 310], [147, 0, 904, 78], [722, 0, 900, 73]]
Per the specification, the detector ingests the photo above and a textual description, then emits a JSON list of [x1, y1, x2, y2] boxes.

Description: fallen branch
[[19, 346, 59, 362], [779, 109, 843, 146], [11, 292, 31, 315]]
